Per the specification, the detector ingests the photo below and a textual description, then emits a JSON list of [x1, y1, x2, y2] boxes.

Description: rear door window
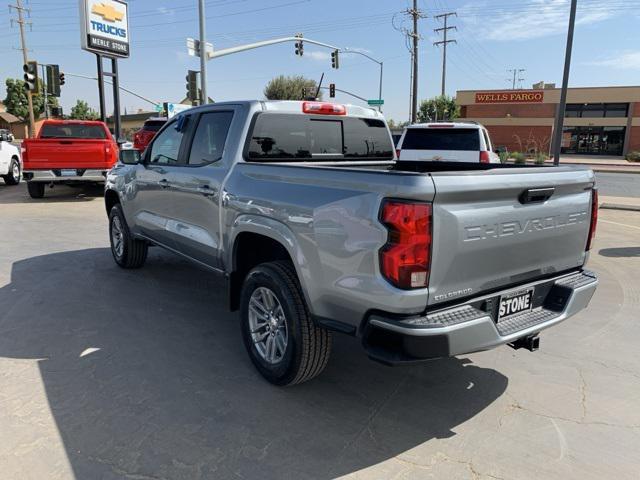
[[188, 111, 234, 165], [40, 124, 107, 139], [401, 128, 480, 151], [246, 113, 393, 161], [143, 120, 166, 132]]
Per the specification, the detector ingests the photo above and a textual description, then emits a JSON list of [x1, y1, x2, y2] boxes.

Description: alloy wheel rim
[[111, 216, 124, 258], [248, 287, 288, 365], [12, 162, 19, 181]]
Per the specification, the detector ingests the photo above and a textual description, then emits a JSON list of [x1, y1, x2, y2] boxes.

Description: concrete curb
[[592, 168, 640, 175], [600, 203, 640, 212]]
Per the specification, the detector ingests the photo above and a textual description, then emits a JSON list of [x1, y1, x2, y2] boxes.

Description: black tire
[[2, 158, 20, 185], [240, 261, 332, 386], [27, 182, 45, 199], [108, 204, 148, 269]]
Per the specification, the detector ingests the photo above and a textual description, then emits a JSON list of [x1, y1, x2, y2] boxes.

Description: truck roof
[[39, 119, 107, 126], [181, 100, 384, 119]]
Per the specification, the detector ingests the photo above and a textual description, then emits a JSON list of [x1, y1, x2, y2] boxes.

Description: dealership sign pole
[[79, 0, 130, 140], [552, 0, 577, 165]]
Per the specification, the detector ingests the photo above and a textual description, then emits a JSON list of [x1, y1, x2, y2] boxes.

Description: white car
[[0, 130, 21, 185], [396, 122, 500, 163]]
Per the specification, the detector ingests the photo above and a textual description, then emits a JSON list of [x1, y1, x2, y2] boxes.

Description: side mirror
[[120, 149, 142, 165]]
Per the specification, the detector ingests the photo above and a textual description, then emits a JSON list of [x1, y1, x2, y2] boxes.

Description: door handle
[[519, 187, 555, 204], [197, 185, 216, 196], [158, 179, 170, 188]]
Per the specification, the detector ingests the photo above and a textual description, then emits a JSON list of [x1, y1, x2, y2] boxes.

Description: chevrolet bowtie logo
[[92, 3, 124, 22]]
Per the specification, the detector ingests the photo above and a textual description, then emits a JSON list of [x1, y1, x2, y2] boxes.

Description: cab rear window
[[143, 120, 166, 132], [401, 128, 480, 151], [40, 124, 107, 139], [246, 113, 393, 161]]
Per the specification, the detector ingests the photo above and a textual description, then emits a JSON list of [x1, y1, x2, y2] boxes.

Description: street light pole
[[340, 49, 384, 111], [552, 0, 578, 165], [198, 0, 208, 104]]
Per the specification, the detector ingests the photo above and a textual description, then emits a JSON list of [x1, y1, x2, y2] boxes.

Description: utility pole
[[10, 0, 35, 137], [198, 0, 208, 104], [406, 0, 427, 123], [507, 68, 526, 90], [552, 0, 578, 166], [434, 12, 457, 97]]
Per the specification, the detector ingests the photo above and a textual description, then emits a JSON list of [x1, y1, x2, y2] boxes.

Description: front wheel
[[240, 261, 332, 386], [109, 204, 148, 268], [2, 158, 20, 185], [27, 182, 45, 198]]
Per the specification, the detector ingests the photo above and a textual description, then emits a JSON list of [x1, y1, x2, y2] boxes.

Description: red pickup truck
[[22, 120, 118, 198]]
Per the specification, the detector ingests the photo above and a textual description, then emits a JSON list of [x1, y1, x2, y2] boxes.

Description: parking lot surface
[[1, 182, 639, 480]]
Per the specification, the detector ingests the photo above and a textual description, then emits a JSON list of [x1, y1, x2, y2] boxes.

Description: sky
[[1, 0, 639, 123]]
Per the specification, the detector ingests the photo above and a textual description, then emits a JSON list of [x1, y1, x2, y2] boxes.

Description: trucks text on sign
[[475, 91, 544, 104], [80, 0, 130, 58]]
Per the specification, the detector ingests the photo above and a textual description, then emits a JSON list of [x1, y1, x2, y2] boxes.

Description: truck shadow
[[598, 247, 640, 258], [0, 248, 508, 479], [0, 182, 104, 204]]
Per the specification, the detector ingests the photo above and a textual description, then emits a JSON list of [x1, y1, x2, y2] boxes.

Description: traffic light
[[51, 107, 63, 118], [46, 64, 61, 97], [23, 61, 38, 93], [329, 83, 336, 98], [59, 72, 66, 86], [301, 87, 307, 99], [331, 50, 340, 69], [294, 40, 304, 56], [186, 70, 198, 104]]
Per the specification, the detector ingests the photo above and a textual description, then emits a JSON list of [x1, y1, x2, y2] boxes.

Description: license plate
[[60, 169, 77, 177], [498, 288, 534, 321]]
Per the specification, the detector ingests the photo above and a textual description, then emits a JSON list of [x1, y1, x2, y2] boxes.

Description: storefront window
[[561, 126, 625, 156], [564, 103, 629, 118]]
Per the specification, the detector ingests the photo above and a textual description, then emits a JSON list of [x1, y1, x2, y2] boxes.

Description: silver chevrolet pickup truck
[[105, 100, 598, 385]]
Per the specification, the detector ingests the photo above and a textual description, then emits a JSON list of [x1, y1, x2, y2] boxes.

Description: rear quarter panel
[[223, 163, 436, 328]]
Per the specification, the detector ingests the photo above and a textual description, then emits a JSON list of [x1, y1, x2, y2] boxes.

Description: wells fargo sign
[[475, 91, 544, 104]]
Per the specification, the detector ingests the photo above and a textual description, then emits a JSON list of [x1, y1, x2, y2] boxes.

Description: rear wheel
[[2, 158, 20, 185], [27, 182, 45, 198], [109, 204, 148, 268], [240, 261, 332, 386]]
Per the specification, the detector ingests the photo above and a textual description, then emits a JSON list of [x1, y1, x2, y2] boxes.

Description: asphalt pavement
[[595, 172, 640, 198], [1, 182, 639, 480]]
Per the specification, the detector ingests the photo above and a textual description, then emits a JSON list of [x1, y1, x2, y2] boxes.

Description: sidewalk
[[600, 195, 640, 212], [553, 155, 640, 174]]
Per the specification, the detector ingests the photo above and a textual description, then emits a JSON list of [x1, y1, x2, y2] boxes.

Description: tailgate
[[428, 167, 595, 306], [24, 140, 114, 170], [401, 149, 479, 162]]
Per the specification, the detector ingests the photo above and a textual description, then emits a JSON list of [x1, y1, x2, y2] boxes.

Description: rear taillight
[[396, 149, 401, 159], [302, 101, 346, 115], [379, 200, 432, 289], [586, 188, 598, 251], [479, 151, 490, 163]]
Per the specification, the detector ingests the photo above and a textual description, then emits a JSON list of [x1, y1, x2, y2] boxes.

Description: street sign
[[80, 0, 130, 58], [367, 99, 384, 106], [164, 102, 192, 119], [154, 104, 163, 113], [187, 38, 214, 60]]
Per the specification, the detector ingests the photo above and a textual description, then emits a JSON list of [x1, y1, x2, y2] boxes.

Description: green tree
[[417, 95, 460, 123], [3, 78, 59, 120], [69, 100, 99, 120], [387, 119, 409, 130], [264, 75, 322, 101]]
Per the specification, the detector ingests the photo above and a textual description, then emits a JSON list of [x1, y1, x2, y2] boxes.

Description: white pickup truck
[[0, 130, 21, 186]]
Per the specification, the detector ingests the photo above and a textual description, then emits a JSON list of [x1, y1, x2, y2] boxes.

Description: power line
[[433, 12, 456, 96]]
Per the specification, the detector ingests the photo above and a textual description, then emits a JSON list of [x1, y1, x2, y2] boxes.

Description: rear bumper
[[23, 169, 107, 183], [363, 270, 598, 365]]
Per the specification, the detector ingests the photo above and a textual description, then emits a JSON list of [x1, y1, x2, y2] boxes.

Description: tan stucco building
[[456, 86, 640, 156]]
